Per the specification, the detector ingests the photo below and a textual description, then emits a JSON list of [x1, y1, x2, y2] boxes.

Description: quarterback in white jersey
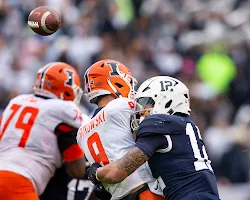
[[77, 60, 164, 200], [0, 62, 86, 200]]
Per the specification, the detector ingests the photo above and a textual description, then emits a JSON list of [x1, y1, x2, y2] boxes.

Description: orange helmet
[[34, 62, 83, 104], [84, 59, 137, 104]]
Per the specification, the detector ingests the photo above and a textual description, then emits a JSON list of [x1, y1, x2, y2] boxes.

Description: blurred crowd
[[0, 0, 249, 198]]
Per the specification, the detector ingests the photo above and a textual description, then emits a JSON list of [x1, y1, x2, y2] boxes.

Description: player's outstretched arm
[[96, 147, 149, 183], [88, 134, 164, 184], [55, 123, 86, 178], [65, 157, 86, 178]]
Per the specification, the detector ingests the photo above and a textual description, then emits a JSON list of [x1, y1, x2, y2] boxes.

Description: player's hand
[[87, 162, 111, 199], [87, 162, 102, 185]]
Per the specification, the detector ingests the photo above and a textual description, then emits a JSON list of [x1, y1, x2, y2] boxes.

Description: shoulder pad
[[136, 114, 187, 137]]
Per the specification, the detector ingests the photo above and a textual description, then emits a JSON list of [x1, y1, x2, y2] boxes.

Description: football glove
[[87, 162, 102, 185]]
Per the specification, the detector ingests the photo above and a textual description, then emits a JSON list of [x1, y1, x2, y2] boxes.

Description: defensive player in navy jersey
[[88, 76, 220, 200], [40, 163, 96, 200]]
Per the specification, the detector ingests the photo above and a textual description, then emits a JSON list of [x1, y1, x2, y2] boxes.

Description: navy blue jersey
[[135, 114, 219, 200], [40, 165, 94, 200]]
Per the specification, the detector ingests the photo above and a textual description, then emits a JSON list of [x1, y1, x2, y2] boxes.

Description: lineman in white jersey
[[77, 59, 165, 200], [0, 62, 86, 200]]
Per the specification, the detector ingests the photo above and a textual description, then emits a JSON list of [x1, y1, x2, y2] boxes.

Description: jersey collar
[[92, 107, 103, 118]]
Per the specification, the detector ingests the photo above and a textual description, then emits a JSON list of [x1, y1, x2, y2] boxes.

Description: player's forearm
[[96, 163, 127, 183], [96, 147, 149, 184], [66, 157, 86, 178]]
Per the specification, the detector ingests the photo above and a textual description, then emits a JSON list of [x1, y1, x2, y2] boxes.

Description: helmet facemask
[[58, 84, 83, 105], [124, 74, 137, 99], [131, 97, 155, 131], [73, 84, 83, 105]]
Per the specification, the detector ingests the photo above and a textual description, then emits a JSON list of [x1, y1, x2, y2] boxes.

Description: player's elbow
[[65, 158, 86, 178]]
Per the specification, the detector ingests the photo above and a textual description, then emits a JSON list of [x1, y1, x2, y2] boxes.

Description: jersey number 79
[[0, 104, 39, 148]]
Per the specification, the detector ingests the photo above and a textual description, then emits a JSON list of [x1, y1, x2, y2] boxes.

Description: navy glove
[[87, 162, 102, 185]]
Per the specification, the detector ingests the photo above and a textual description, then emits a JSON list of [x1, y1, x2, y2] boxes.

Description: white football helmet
[[131, 76, 191, 131]]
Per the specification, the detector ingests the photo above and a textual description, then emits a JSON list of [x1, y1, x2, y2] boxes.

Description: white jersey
[[77, 98, 155, 199], [0, 94, 84, 195]]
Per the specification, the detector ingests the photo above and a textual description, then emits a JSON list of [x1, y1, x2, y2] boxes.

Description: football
[[28, 6, 61, 36]]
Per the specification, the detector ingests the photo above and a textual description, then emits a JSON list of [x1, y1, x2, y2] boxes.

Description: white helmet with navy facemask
[[131, 76, 191, 131]]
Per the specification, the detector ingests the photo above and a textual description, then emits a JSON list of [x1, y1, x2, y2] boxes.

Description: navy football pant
[[182, 192, 220, 200]]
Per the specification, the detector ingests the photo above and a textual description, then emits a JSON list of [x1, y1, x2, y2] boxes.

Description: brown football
[[28, 6, 61, 36]]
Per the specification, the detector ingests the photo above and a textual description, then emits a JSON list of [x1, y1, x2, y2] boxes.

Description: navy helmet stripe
[[84, 68, 91, 93], [39, 63, 55, 89]]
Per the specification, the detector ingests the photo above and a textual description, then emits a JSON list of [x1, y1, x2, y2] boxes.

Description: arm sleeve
[[55, 123, 84, 162], [136, 114, 186, 137], [135, 135, 168, 157]]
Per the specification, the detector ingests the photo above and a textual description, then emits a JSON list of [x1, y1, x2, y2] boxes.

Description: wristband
[[95, 168, 100, 181]]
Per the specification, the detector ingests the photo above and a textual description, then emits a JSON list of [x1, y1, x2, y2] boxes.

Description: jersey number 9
[[87, 132, 110, 165]]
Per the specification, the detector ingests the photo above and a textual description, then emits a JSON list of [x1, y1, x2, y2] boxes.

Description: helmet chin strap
[[107, 78, 122, 98]]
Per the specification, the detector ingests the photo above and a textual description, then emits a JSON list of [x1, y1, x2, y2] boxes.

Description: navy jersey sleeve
[[135, 114, 186, 157], [136, 114, 186, 138], [135, 135, 167, 157]]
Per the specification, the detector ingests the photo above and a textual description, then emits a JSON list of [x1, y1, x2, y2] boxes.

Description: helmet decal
[[106, 62, 119, 76], [64, 69, 74, 87], [159, 78, 179, 92], [39, 63, 56, 89]]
